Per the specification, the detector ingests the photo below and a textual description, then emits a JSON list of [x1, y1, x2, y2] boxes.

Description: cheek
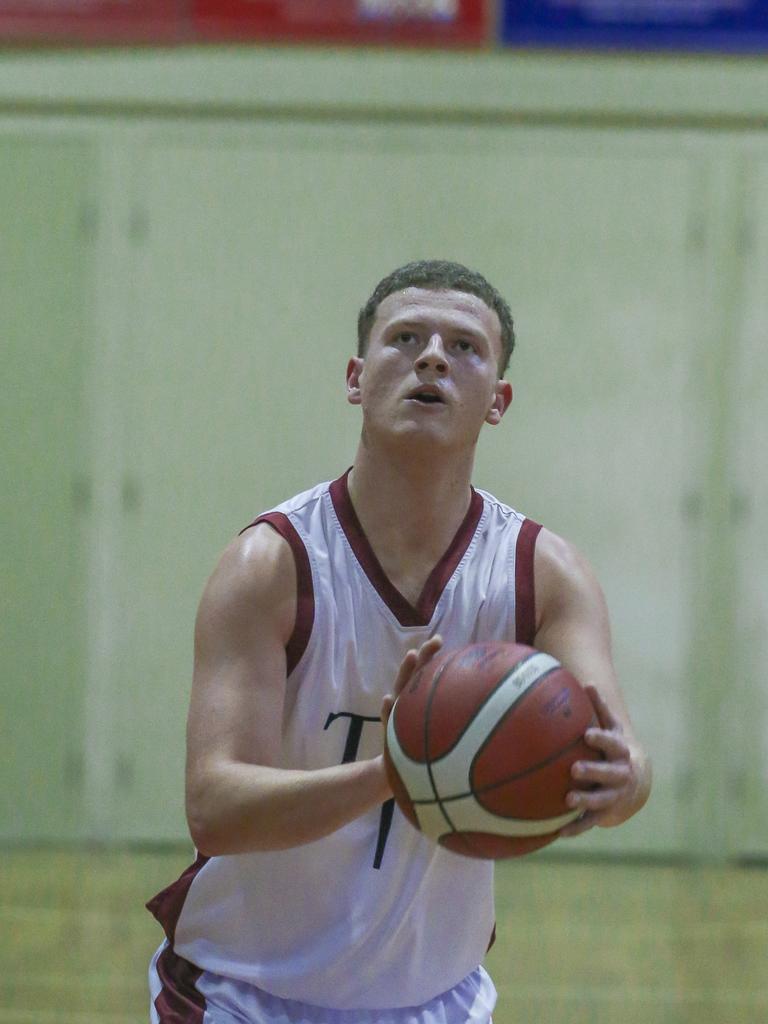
[[360, 371, 398, 413], [464, 373, 498, 408], [362, 357, 403, 395]]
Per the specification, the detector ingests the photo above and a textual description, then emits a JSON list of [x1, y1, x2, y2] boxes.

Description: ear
[[485, 379, 513, 426], [346, 357, 364, 406]]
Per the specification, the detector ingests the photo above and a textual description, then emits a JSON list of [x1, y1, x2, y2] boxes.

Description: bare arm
[[185, 523, 393, 857], [532, 528, 652, 833]]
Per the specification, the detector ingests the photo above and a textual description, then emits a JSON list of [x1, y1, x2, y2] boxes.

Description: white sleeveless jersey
[[148, 471, 541, 1012]]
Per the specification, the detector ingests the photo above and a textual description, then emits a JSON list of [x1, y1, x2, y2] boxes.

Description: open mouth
[[407, 389, 445, 404]]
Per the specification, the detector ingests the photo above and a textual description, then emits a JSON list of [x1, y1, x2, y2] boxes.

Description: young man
[[147, 260, 651, 1023]]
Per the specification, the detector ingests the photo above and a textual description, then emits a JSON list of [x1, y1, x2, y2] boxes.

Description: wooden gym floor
[[1, 847, 766, 1024]]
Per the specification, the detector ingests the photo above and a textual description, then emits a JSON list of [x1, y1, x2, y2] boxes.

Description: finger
[[392, 648, 419, 698], [585, 685, 622, 732], [584, 727, 630, 761], [566, 786, 623, 814], [392, 636, 443, 704], [380, 695, 394, 727], [571, 759, 631, 788], [392, 637, 443, 702], [415, 635, 443, 665], [559, 812, 598, 838]]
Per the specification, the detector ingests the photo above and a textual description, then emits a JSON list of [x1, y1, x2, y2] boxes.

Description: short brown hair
[[357, 260, 515, 374]]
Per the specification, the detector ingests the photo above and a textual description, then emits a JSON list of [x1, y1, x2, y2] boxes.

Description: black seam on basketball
[[462, 663, 565, 798], [413, 661, 560, 811], [439, 830, 478, 857], [424, 652, 545, 765], [466, 664, 561, 787], [411, 713, 597, 810], [423, 649, 466, 837], [461, 730, 589, 808]]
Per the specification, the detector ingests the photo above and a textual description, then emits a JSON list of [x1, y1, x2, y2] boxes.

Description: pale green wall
[[1, 136, 94, 840], [0, 44, 767, 123], [1, 45, 767, 858]]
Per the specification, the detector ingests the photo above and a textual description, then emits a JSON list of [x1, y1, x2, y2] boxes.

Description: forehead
[[373, 287, 502, 344]]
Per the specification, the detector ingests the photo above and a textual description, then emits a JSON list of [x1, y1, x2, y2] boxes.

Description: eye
[[395, 331, 418, 345], [455, 338, 476, 353]]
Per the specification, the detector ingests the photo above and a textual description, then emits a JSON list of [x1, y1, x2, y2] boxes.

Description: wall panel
[[0, 136, 95, 840], [0, 45, 762, 858], [106, 124, 705, 854], [727, 155, 768, 859]]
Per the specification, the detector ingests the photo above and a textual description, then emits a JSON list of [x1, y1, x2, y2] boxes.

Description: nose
[[415, 333, 448, 374]]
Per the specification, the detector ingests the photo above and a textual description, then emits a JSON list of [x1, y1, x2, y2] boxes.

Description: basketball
[[384, 641, 598, 859]]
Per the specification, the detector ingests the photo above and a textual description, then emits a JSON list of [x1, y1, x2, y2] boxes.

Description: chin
[[365, 412, 477, 450], [393, 428, 472, 455]]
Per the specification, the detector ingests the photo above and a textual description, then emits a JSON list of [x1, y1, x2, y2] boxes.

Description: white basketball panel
[[385, 716, 436, 802], [417, 795, 580, 840]]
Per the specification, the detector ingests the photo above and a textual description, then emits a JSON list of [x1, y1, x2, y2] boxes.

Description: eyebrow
[[385, 318, 487, 342]]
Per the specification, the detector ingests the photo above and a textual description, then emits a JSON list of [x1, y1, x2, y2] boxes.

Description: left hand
[[559, 685, 639, 838], [380, 635, 443, 733]]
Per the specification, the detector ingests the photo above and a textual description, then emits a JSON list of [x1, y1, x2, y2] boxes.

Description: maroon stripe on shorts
[[240, 511, 315, 675], [154, 944, 206, 1024], [515, 518, 542, 646]]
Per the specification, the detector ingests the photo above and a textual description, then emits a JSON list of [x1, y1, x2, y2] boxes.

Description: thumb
[[381, 695, 395, 728]]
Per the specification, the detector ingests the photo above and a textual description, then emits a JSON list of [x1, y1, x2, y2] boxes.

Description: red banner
[[0, 0, 487, 45], [192, 0, 487, 47], [0, 0, 182, 43]]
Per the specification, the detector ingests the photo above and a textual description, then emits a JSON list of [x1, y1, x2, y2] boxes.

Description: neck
[[347, 439, 475, 559]]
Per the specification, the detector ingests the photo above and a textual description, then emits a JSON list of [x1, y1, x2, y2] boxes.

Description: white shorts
[[149, 942, 496, 1024]]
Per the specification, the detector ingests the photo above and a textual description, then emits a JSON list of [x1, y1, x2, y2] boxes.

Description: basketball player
[[147, 261, 651, 1023]]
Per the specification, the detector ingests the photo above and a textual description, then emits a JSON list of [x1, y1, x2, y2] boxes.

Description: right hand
[[380, 635, 444, 733]]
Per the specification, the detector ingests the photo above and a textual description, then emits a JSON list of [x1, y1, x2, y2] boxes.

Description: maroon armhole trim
[[515, 518, 542, 646], [240, 512, 314, 676]]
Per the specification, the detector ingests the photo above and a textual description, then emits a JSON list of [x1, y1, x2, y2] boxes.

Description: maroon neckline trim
[[329, 469, 484, 628]]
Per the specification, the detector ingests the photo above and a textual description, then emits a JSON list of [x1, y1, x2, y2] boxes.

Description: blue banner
[[501, 1, 768, 53]]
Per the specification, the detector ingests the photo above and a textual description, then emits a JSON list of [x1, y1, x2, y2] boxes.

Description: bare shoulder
[[196, 522, 297, 651], [532, 528, 620, 723], [187, 523, 298, 823], [533, 527, 609, 636], [533, 527, 649, 776]]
